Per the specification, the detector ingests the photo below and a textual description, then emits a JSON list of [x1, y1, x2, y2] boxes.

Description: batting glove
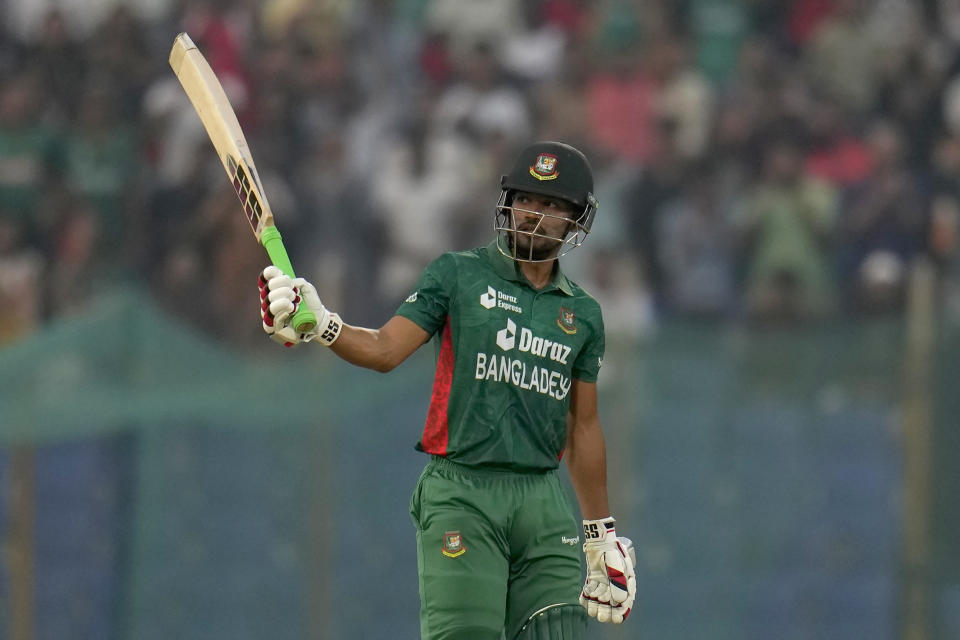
[[580, 517, 636, 624], [258, 266, 342, 347]]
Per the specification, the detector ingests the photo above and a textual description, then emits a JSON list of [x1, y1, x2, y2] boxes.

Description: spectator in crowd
[[784, 0, 835, 49], [716, 35, 794, 164], [620, 118, 687, 310], [873, 31, 947, 170], [87, 6, 153, 123], [708, 97, 757, 212], [0, 215, 43, 344], [928, 134, 960, 321], [838, 120, 926, 314], [25, 8, 86, 124], [650, 33, 714, 162], [539, 0, 591, 37], [656, 160, 735, 319], [802, 0, 883, 116], [684, 0, 751, 86], [46, 200, 102, 318], [804, 96, 872, 189], [299, 129, 386, 324], [371, 113, 470, 299], [585, 39, 659, 166], [733, 126, 837, 324], [261, 0, 350, 49], [62, 79, 141, 268], [929, 134, 960, 264], [432, 40, 531, 143], [423, 0, 521, 61], [499, 0, 568, 84], [528, 37, 592, 146], [0, 71, 63, 250]]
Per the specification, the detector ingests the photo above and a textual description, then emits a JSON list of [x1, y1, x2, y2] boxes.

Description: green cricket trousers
[[409, 456, 583, 640]]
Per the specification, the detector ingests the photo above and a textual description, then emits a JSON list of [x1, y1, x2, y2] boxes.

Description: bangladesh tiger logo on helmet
[[530, 153, 559, 180]]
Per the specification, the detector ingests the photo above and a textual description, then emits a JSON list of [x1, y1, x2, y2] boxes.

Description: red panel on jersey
[[421, 317, 454, 454]]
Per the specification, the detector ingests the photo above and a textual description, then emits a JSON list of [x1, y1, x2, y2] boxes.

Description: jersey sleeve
[[394, 253, 455, 336], [572, 305, 605, 383]]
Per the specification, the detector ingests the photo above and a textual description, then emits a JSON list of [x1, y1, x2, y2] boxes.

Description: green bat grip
[[260, 226, 317, 333]]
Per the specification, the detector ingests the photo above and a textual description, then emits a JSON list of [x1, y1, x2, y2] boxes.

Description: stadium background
[[1, 1, 959, 638]]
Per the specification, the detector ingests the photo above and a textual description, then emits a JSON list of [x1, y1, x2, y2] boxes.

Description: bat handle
[[260, 226, 318, 333]]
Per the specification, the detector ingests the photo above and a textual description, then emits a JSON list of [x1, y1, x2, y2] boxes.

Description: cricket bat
[[169, 32, 316, 333]]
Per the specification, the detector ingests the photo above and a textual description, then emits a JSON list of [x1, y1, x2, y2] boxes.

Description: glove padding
[[258, 266, 342, 347], [580, 517, 636, 624]]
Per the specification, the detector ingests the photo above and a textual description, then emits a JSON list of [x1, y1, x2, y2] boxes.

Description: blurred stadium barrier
[[0, 292, 957, 640]]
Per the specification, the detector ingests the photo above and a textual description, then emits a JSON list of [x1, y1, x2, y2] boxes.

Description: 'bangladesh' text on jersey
[[395, 241, 605, 472]]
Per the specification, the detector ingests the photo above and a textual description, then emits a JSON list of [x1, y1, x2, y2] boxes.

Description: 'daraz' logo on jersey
[[480, 285, 522, 313], [476, 318, 573, 401], [557, 307, 577, 334], [496, 318, 517, 350], [529, 153, 559, 181], [495, 318, 571, 363]]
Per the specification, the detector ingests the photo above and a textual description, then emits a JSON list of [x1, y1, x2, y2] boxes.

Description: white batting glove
[[258, 266, 342, 347], [580, 517, 636, 624]]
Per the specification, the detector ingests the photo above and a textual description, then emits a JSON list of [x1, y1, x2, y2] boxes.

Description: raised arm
[[258, 265, 431, 372], [330, 316, 431, 372]]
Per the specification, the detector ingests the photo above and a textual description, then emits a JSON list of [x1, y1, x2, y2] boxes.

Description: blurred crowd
[[2, 0, 960, 349]]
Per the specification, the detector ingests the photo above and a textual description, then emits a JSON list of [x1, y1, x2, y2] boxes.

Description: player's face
[[508, 191, 576, 261]]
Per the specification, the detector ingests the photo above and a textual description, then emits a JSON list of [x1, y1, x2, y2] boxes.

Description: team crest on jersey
[[529, 153, 559, 181], [442, 531, 466, 558], [557, 307, 577, 334]]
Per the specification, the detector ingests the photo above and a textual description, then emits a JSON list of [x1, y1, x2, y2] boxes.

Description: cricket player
[[258, 141, 636, 639]]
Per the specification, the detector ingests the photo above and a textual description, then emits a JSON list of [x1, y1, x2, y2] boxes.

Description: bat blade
[[169, 32, 270, 240], [169, 32, 316, 333]]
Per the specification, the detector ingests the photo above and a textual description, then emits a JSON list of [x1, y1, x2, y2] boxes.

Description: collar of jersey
[[484, 240, 574, 296]]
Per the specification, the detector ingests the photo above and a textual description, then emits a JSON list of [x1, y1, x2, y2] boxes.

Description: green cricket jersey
[[396, 240, 605, 472]]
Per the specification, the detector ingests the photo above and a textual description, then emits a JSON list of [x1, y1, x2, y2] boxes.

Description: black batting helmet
[[495, 141, 599, 262]]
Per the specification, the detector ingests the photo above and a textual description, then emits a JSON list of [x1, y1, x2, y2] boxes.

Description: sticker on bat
[[227, 155, 263, 233]]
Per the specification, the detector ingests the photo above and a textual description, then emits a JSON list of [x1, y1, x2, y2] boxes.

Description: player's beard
[[508, 226, 564, 261]]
